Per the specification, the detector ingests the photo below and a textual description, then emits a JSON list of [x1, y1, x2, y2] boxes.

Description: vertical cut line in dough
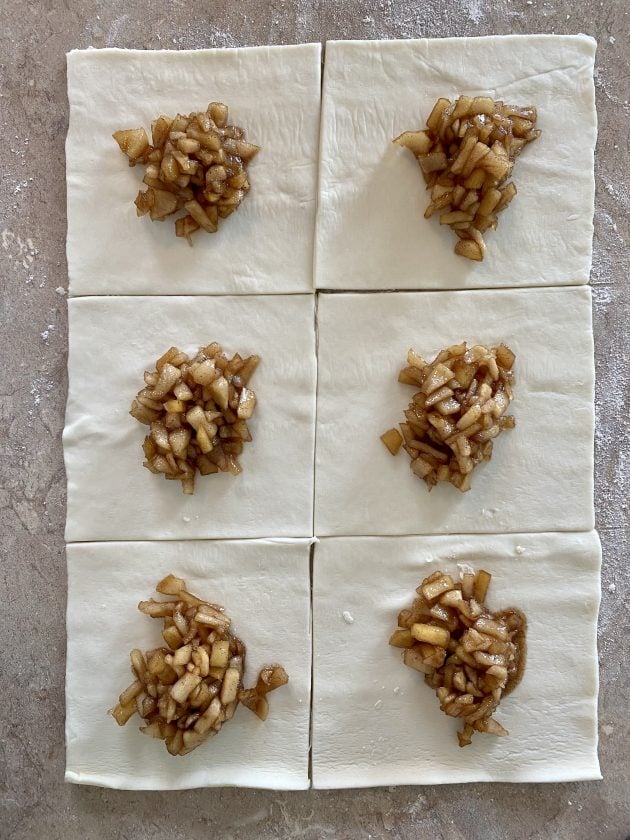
[[313, 40, 330, 291], [312, 292, 321, 538], [307, 539, 315, 788]]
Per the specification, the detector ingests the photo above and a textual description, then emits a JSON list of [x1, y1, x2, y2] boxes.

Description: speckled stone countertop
[[1, 2, 628, 838]]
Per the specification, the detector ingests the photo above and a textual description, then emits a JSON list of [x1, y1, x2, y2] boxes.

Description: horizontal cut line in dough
[[66, 536, 319, 547], [316, 282, 591, 296], [67, 291, 318, 300], [66, 283, 593, 300]]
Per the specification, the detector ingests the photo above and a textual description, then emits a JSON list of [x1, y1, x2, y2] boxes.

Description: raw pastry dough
[[64, 295, 316, 541], [66, 538, 311, 790], [66, 45, 321, 296], [312, 531, 601, 788], [315, 287, 594, 536], [316, 35, 596, 290]]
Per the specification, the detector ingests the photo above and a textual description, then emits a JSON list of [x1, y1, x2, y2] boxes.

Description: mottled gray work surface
[[1, 1, 628, 838]]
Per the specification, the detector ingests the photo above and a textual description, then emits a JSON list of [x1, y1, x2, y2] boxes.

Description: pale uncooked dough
[[64, 40, 601, 792], [316, 35, 596, 290], [315, 287, 595, 536], [66, 539, 311, 790], [66, 45, 321, 296], [64, 295, 316, 541], [312, 531, 601, 788]]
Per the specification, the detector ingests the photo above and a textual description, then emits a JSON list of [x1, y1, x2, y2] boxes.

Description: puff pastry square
[[312, 532, 601, 788], [64, 295, 316, 541], [316, 35, 596, 290], [66, 45, 321, 296], [66, 539, 311, 790], [315, 287, 594, 537]]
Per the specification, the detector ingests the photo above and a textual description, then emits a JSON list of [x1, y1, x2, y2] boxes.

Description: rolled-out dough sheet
[[66, 45, 321, 296], [64, 295, 316, 541], [66, 538, 311, 790], [316, 35, 597, 290], [315, 287, 594, 537], [312, 531, 601, 788]]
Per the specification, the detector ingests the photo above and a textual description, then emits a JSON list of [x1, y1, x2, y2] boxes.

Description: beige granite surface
[[1, 1, 628, 838]]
